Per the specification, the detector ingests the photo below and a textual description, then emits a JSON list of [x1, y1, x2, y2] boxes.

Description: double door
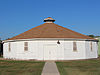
[[44, 45, 57, 60]]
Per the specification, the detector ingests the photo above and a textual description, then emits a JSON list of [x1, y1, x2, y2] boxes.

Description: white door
[[44, 45, 57, 60]]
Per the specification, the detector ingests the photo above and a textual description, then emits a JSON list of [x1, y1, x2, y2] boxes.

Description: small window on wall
[[8, 43, 11, 52], [96, 42, 98, 45], [73, 41, 77, 52], [90, 42, 93, 51], [24, 42, 28, 51]]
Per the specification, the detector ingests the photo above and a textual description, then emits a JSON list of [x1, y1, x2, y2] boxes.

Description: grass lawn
[[56, 57, 100, 75], [0, 60, 44, 75]]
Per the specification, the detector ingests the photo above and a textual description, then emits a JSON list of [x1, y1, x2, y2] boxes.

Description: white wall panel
[[64, 41, 85, 60], [3, 39, 98, 60], [85, 41, 98, 59]]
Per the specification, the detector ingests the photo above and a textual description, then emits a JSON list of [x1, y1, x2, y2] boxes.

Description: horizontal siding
[[85, 41, 98, 59], [64, 41, 85, 60], [3, 39, 98, 60]]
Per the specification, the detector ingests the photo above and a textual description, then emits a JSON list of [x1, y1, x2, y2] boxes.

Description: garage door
[[44, 45, 57, 60]]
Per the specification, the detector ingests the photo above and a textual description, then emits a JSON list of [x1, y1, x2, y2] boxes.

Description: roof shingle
[[8, 23, 95, 40]]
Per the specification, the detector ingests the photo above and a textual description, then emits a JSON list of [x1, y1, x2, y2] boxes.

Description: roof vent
[[44, 17, 55, 23]]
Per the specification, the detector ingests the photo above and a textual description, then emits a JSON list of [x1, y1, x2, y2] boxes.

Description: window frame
[[90, 42, 93, 52], [73, 41, 77, 52], [8, 43, 11, 52], [24, 42, 28, 51]]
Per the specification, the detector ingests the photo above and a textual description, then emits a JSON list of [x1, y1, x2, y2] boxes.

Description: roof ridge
[[53, 23, 94, 39]]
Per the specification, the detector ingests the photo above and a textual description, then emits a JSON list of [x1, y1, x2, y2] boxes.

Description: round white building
[[3, 17, 98, 60]]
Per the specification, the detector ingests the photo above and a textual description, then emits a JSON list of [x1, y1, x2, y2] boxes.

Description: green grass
[[0, 60, 44, 75], [56, 57, 100, 75]]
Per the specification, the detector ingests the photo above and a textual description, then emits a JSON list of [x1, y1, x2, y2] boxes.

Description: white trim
[[3, 38, 97, 43], [45, 22, 53, 23]]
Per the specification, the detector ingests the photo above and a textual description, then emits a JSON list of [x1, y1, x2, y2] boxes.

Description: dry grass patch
[[56, 57, 100, 75], [0, 60, 45, 75]]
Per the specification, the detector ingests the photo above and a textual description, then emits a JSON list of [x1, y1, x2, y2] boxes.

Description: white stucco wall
[[3, 39, 98, 60]]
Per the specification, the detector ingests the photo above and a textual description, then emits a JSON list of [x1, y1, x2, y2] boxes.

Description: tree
[[88, 35, 95, 38]]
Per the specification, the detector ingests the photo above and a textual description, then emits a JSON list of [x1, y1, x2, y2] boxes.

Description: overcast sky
[[0, 0, 100, 40]]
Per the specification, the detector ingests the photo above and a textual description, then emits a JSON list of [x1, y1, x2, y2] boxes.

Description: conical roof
[[8, 22, 95, 40]]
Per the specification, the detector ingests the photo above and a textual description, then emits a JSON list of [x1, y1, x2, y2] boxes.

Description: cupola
[[44, 17, 55, 23]]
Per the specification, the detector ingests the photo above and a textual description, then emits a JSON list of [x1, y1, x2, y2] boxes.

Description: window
[[96, 42, 98, 45], [73, 41, 77, 52], [8, 43, 11, 52], [24, 42, 28, 51], [90, 42, 93, 51]]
